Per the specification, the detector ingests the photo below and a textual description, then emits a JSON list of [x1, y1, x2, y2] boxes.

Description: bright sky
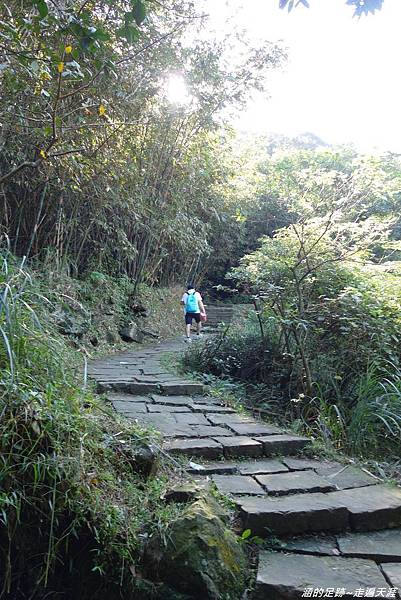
[[205, 0, 401, 153]]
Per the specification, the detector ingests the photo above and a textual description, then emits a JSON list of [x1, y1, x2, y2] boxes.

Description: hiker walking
[[181, 284, 206, 342]]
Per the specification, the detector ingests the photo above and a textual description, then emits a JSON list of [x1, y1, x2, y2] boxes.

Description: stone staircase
[[203, 303, 234, 329], [89, 337, 401, 599]]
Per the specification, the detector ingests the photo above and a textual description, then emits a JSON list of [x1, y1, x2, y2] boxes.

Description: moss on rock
[[146, 497, 247, 600]]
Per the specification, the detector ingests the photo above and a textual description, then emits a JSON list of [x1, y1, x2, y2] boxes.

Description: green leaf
[[125, 11, 135, 25], [241, 529, 251, 540], [132, 0, 146, 25], [35, 0, 48, 18], [117, 25, 139, 44], [92, 28, 110, 42]]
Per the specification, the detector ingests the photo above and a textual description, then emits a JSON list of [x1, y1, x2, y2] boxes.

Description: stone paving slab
[[107, 393, 150, 403], [188, 425, 233, 438], [205, 414, 255, 426], [151, 395, 194, 406], [173, 413, 211, 426], [213, 436, 263, 458], [132, 375, 161, 383], [283, 458, 379, 490], [238, 458, 289, 475], [133, 415, 198, 438], [147, 404, 191, 413], [134, 414, 175, 427], [90, 368, 141, 375], [212, 474, 266, 496], [337, 529, 401, 562], [258, 434, 311, 456], [164, 438, 224, 459], [255, 470, 337, 496], [161, 426, 206, 439], [192, 395, 225, 405], [254, 552, 389, 600], [191, 404, 235, 414], [159, 382, 204, 395], [330, 485, 401, 531], [272, 535, 340, 556], [283, 458, 341, 472], [99, 382, 161, 394], [186, 460, 239, 475], [111, 401, 148, 414], [381, 563, 401, 590], [95, 375, 139, 382], [226, 422, 283, 436], [238, 493, 349, 536], [318, 465, 379, 490]]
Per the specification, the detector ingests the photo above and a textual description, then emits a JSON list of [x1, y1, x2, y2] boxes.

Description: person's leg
[[185, 314, 192, 339], [195, 314, 201, 335]]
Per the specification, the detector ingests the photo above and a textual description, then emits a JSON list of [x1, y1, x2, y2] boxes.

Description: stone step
[[166, 432, 311, 460], [271, 528, 401, 563], [164, 438, 224, 459], [238, 485, 401, 537], [254, 551, 390, 600], [258, 434, 311, 456], [97, 380, 205, 396]]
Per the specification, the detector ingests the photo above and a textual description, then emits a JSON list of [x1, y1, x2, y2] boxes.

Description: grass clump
[[0, 253, 185, 600]]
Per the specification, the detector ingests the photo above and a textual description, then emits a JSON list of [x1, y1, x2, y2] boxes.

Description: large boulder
[[53, 307, 90, 338], [145, 497, 247, 600], [119, 322, 143, 343]]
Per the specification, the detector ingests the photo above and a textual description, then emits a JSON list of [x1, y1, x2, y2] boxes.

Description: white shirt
[[181, 290, 202, 313]]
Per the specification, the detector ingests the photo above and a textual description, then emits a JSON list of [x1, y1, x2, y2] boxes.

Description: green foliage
[[181, 319, 281, 416], [187, 203, 401, 458], [0, 253, 187, 599], [0, 1, 285, 287], [346, 363, 401, 455]]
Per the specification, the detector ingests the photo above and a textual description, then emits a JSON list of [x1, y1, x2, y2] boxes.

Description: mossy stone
[[146, 497, 246, 600]]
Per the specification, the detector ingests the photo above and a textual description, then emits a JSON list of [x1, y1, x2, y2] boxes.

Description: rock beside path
[[146, 498, 246, 600]]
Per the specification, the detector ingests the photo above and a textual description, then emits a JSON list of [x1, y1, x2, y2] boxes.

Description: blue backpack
[[186, 291, 199, 313]]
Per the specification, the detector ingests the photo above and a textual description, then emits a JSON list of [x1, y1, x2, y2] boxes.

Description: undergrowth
[[0, 253, 186, 600], [182, 316, 401, 463], [27, 253, 184, 356]]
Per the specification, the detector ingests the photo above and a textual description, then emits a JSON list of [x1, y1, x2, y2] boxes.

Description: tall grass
[[0, 253, 183, 599], [347, 362, 401, 456], [0, 253, 83, 595]]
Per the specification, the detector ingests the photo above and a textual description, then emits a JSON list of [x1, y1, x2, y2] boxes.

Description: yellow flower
[[98, 104, 106, 116], [57, 62, 64, 73], [39, 150, 47, 159], [65, 45, 72, 54]]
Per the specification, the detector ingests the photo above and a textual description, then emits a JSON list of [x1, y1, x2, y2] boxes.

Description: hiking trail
[[88, 305, 401, 599]]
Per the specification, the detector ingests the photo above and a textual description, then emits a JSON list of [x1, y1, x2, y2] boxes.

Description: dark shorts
[[185, 312, 201, 325]]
